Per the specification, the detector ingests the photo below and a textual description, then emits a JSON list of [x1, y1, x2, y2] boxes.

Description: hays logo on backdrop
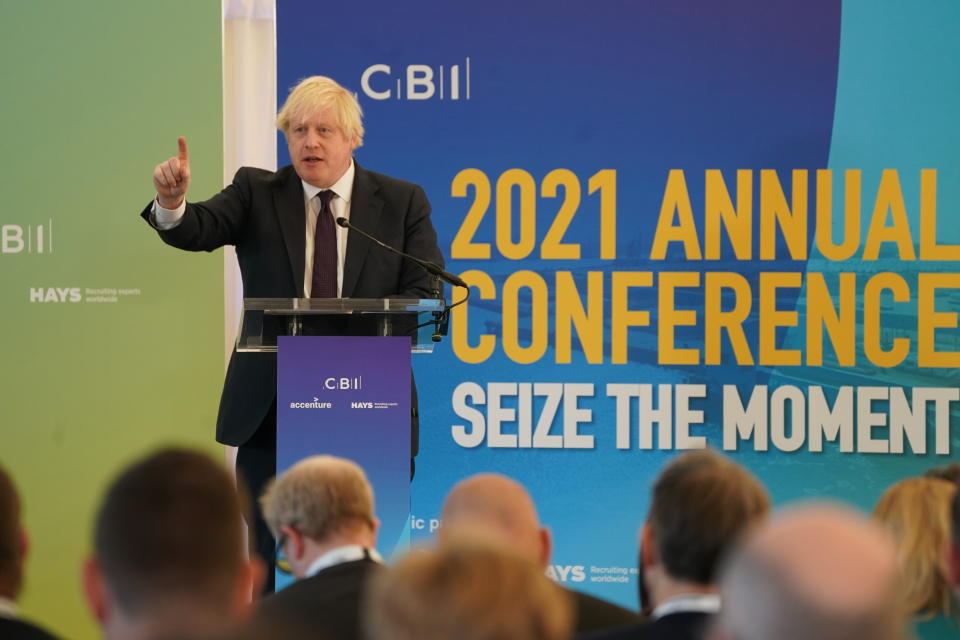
[[30, 287, 80, 303], [546, 564, 586, 583], [3, 221, 54, 254], [360, 58, 472, 101]]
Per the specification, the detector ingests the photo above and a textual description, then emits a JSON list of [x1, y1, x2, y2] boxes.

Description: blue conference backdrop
[[276, 0, 959, 608]]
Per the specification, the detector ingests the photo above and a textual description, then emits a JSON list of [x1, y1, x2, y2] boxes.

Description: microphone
[[335, 216, 468, 289]]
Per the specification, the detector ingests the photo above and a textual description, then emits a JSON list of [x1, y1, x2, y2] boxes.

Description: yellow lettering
[[452, 270, 496, 363], [805, 273, 856, 366], [759, 272, 802, 365], [863, 170, 916, 260], [658, 272, 701, 365], [555, 271, 604, 364], [920, 169, 960, 260], [705, 170, 752, 260], [760, 170, 808, 260], [650, 170, 702, 260], [704, 272, 753, 365], [502, 270, 548, 364], [918, 273, 960, 367], [863, 273, 910, 367], [815, 169, 860, 261], [611, 271, 653, 364]]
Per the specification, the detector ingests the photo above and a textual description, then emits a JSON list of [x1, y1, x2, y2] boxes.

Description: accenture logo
[[289, 397, 332, 409], [360, 58, 472, 101]]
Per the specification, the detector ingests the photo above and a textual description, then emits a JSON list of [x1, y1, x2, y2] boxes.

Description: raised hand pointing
[[153, 136, 191, 209]]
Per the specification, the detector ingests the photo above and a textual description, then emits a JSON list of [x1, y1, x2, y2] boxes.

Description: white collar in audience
[[305, 544, 383, 578], [652, 593, 721, 620], [0, 596, 17, 619]]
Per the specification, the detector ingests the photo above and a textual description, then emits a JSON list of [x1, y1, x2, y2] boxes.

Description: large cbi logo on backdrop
[[2, 220, 54, 254], [360, 58, 472, 101]]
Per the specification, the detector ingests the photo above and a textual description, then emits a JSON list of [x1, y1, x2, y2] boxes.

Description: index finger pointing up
[[177, 136, 189, 165]]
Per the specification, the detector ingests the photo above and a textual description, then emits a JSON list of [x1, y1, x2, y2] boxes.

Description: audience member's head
[[0, 463, 26, 601], [82, 448, 262, 640], [366, 542, 573, 640], [873, 476, 957, 619], [714, 503, 904, 640], [950, 489, 960, 597], [260, 455, 378, 579], [640, 449, 770, 608], [438, 473, 550, 567], [925, 463, 960, 487]]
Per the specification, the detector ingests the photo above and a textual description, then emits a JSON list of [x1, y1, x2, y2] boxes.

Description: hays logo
[[360, 58, 472, 101], [3, 221, 54, 254], [546, 564, 586, 583], [289, 397, 332, 409], [30, 287, 80, 303], [351, 401, 373, 409]]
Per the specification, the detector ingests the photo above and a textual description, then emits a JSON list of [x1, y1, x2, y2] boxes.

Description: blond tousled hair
[[366, 542, 573, 640], [276, 76, 365, 146], [873, 476, 957, 618], [261, 455, 374, 541]]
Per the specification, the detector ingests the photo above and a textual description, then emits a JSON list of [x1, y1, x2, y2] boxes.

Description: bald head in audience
[[439, 473, 551, 566], [714, 504, 905, 640], [82, 448, 263, 640], [438, 473, 640, 634]]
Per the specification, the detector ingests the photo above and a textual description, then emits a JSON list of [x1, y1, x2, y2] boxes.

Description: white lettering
[[770, 385, 805, 452], [361, 64, 391, 100], [723, 385, 769, 451], [451, 381, 486, 448], [2, 225, 24, 253], [808, 386, 854, 452], [406, 65, 435, 100], [857, 387, 889, 454]]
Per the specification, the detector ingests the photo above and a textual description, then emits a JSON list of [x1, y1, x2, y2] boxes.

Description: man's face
[[286, 107, 358, 189]]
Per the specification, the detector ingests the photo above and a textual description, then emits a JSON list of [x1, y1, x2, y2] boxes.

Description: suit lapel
[[342, 163, 383, 298], [273, 168, 308, 296]]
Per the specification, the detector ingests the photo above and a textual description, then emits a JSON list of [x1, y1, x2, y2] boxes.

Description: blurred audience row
[[1, 453, 958, 640]]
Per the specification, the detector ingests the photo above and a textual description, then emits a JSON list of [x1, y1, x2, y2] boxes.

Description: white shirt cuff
[[152, 197, 186, 230]]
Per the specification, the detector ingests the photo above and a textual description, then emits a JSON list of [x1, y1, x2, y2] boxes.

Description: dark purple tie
[[310, 190, 337, 298]]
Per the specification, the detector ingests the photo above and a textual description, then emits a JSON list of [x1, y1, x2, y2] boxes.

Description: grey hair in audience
[[714, 503, 906, 640]]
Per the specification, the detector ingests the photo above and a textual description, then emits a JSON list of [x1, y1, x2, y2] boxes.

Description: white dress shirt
[[0, 595, 17, 619], [651, 593, 721, 620], [304, 544, 383, 579], [152, 160, 356, 297]]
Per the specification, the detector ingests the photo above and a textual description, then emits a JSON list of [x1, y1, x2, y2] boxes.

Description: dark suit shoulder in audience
[[0, 617, 63, 640], [256, 559, 381, 640], [569, 588, 644, 635], [580, 612, 713, 640]]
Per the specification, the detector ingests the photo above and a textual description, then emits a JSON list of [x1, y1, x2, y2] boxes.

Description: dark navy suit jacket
[[142, 162, 443, 451]]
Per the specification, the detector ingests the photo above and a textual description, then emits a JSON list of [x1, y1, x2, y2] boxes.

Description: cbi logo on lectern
[[2, 221, 54, 254], [360, 58, 472, 101]]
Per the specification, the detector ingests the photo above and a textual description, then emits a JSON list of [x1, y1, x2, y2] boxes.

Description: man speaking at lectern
[[141, 76, 444, 589]]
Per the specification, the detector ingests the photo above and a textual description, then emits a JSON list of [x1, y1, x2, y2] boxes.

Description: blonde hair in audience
[[261, 455, 375, 541], [366, 542, 573, 640], [276, 76, 364, 145], [873, 476, 957, 618]]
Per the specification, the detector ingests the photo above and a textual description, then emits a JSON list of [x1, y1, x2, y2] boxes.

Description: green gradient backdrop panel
[[0, 3, 223, 638]]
